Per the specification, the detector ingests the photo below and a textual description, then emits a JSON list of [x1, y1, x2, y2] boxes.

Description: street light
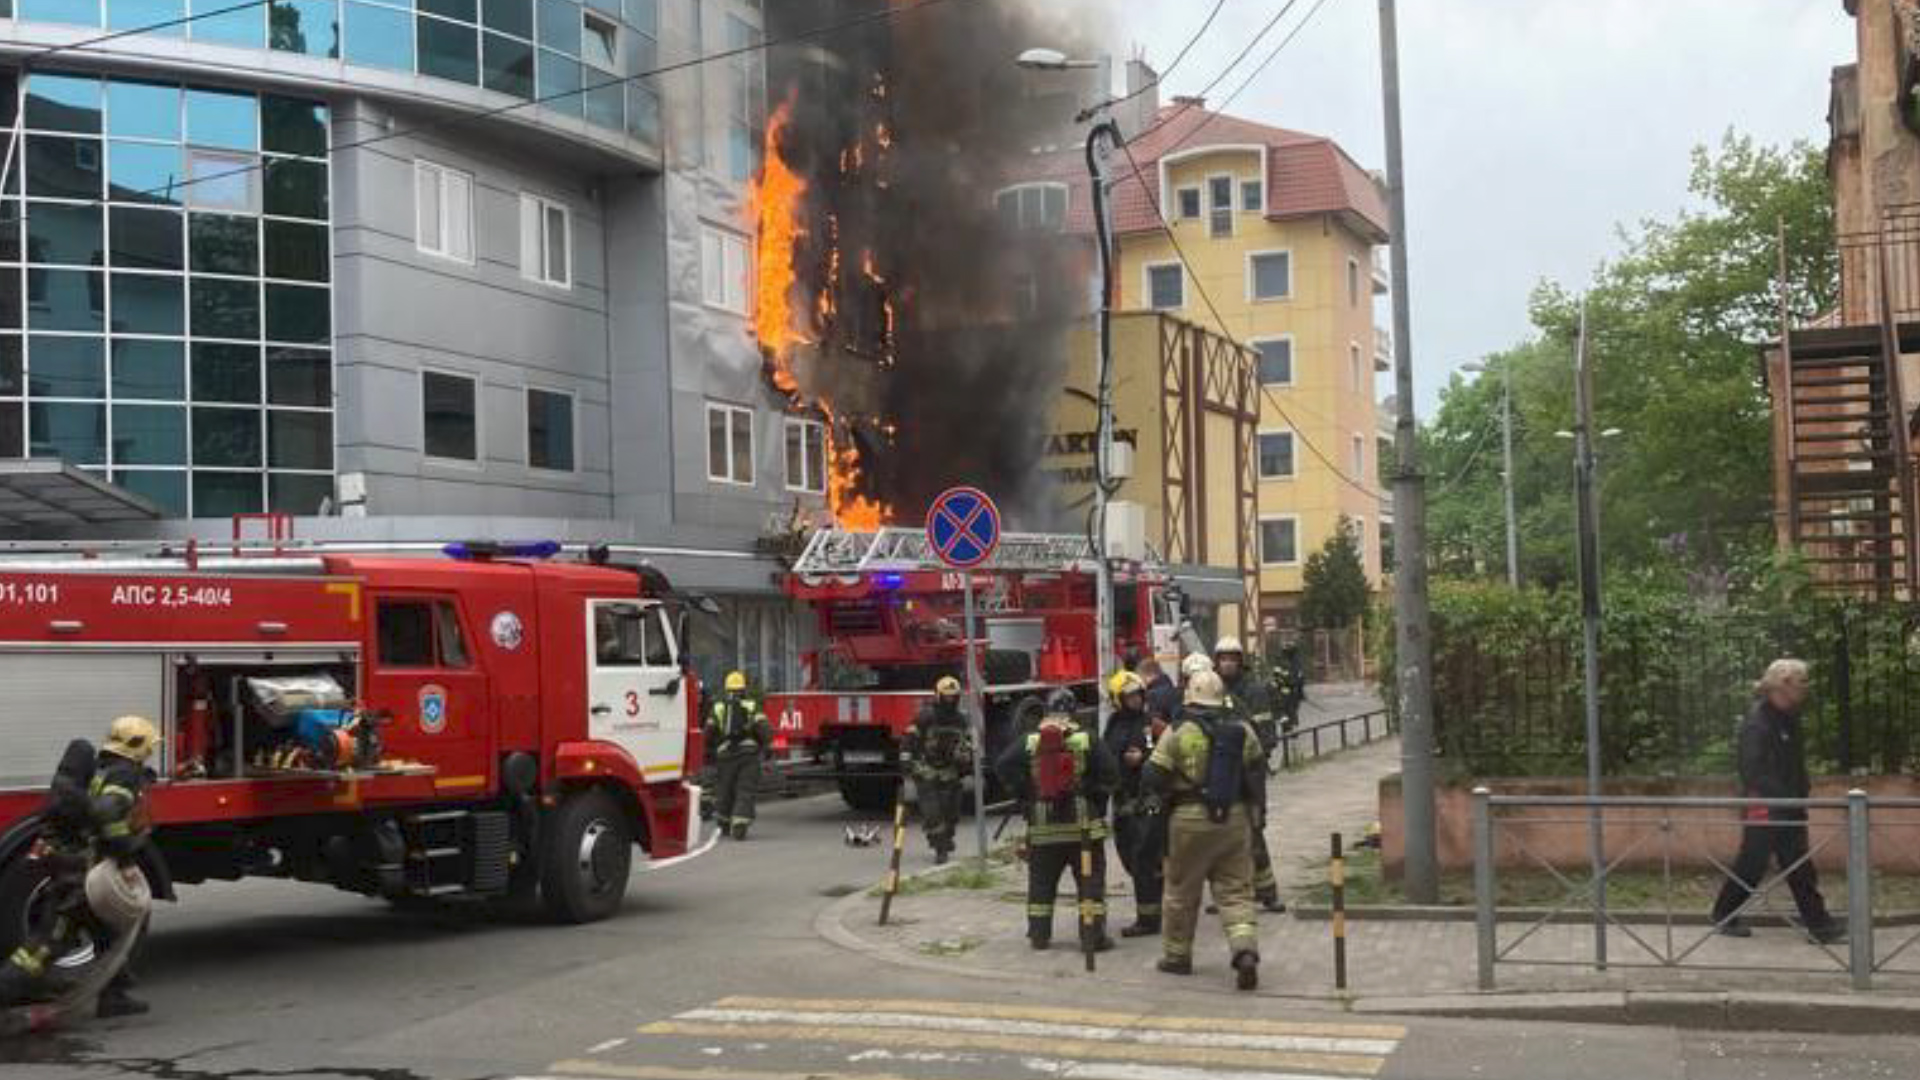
[[1462, 360, 1519, 589], [1015, 48, 1101, 71]]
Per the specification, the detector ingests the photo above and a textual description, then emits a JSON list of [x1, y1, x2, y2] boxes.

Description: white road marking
[[673, 1007, 1400, 1057], [1028, 1060, 1371, 1080], [587, 1038, 629, 1055]]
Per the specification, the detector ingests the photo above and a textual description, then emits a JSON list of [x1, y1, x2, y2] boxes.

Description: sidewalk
[[821, 702, 1920, 1033]]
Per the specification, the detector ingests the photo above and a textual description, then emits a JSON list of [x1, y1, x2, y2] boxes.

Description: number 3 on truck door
[[587, 599, 687, 782]]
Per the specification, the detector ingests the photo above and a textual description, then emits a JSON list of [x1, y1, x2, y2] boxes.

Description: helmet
[[85, 860, 152, 933], [724, 671, 748, 693], [1180, 652, 1215, 680], [935, 675, 962, 698], [1185, 670, 1228, 708], [1045, 689, 1080, 716], [102, 715, 158, 764], [1110, 671, 1146, 700], [1213, 636, 1245, 658]]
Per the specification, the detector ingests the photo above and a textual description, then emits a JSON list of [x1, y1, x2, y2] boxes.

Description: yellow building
[[1104, 99, 1392, 624]]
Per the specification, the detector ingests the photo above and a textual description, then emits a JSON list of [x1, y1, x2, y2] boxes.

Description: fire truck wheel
[[540, 789, 631, 924], [0, 850, 44, 960], [837, 775, 898, 814]]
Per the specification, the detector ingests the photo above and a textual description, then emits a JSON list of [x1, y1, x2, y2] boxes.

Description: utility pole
[[1087, 116, 1123, 733], [1500, 360, 1519, 589], [1378, 0, 1438, 902], [1572, 300, 1607, 967]]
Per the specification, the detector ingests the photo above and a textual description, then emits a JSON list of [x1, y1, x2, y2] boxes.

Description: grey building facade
[[0, 0, 817, 689]]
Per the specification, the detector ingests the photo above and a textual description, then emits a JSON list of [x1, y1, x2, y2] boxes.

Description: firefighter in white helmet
[[903, 676, 972, 864], [1214, 636, 1285, 913]]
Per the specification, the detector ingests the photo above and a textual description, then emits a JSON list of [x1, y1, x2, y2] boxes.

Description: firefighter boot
[[1156, 956, 1193, 976], [0, 955, 42, 1006], [1233, 949, 1260, 992], [1121, 917, 1161, 938], [96, 986, 150, 1019], [730, 822, 749, 841]]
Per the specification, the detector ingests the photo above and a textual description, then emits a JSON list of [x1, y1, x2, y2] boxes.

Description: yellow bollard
[[878, 782, 909, 926], [1331, 832, 1348, 991]]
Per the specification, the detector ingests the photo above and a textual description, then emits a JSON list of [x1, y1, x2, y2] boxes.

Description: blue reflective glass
[[483, 33, 535, 100], [537, 52, 581, 117], [584, 73, 621, 131], [264, 159, 326, 219], [29, 402, 106, 464], [266, 347, 329, 405], [535, 0, 578, 53], [114, 469, 187, 514], [192, 470, 262, 516], [28, 335, 105, 397], [0, 337, 21, 396], [26, 137, 103, 201], [268, 472, 331, 515], [262, 97, 328, 157], [112, 404, 186, 464], [109, 207, 184, 271], [111, 273, 185, 335], [28, 269, 105, 332], [269, 0, 341, 58], [191, 213, 258, 275], [268, 409, 330, 468], [18, 0, 101, 26], [25, 75, 103, 134], [186, 89, 258, 151], [621, 0, 650, 34], [265, 283, 328, 344], [419, 17, 479, 84], [263, 220, 327, 282], [106, 0, 183, 36], [107, 81, 182, 140], [192, 0, 265, 47], [481, 0, 528, 36], [191, 342, 258, 402], [191, 408, 260, 467], [191, 277, 259, 339], [109, 141, 185, 205], [419, 0, 471, 19], [112, 338, 185, 399], [25, 202, 104, 267], [343, 2, 412, 71], [626, 83, 658, 144]]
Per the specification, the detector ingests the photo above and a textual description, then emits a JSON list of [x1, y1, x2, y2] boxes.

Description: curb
[[1284, 904, 1920, 928]]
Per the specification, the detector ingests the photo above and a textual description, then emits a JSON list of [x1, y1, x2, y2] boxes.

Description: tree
[[1299, 516, 1370, 629]]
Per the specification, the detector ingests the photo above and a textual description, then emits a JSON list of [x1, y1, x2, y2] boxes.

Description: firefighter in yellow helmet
[[1, 715, 158, 1018], [995, 690, 1119, 952], [703, 672, 771, 840], [1103, 669, 1165, 936], [903, 676, 972, 864]]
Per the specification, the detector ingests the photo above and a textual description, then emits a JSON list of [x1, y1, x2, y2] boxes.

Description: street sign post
[[927, 487, 1001, 862]]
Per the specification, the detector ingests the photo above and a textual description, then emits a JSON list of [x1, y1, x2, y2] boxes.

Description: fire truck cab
[[0, 542, 705, 967]]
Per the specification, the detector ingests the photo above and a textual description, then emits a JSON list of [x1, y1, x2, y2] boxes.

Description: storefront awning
[[0, 461, 163, 530]]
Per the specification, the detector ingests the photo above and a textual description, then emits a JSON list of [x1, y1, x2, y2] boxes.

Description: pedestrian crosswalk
[[527, 995, 1406, 1080]]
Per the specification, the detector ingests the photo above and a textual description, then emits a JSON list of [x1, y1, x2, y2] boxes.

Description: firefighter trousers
[[0, 866, 86, 1004], [1250, 813, 1279, 903], [1025, 840, 1107, 947], [1114, 810, 1165, 924], [1163, 807, 1258, 963], [712, 752, 762, 831], [917, 777, 963, 853]]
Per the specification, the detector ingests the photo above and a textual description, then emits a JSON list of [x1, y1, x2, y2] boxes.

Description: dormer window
[[995, 183, 1069, 232]]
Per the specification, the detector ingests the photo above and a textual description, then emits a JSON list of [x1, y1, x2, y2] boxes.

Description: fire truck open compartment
[[172, 651, 367, 780]]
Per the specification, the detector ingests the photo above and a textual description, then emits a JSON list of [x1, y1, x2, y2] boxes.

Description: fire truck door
[[586, 600, 686, 783], [372, 596, 491, 778]]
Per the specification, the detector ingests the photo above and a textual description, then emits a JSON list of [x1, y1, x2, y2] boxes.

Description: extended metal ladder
[[788, 527, 1105, 576]]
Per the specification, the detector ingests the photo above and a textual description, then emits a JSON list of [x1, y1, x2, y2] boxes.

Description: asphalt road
[[5, 789, 1920, 1080]]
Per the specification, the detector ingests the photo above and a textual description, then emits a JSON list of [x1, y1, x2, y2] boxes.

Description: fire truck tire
[[837, 774, 899, 813], [540, 789, 631, 924], [0, 847, 152, 980]]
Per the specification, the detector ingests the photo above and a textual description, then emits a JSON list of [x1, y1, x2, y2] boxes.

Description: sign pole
[[965, 572, 988, 863]]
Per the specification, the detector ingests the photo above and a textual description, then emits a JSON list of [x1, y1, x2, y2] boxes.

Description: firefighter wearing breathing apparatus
[[704, 672, 772, 841], [0, 715, 158, 1019], [995, 689, 1120, 953], [1104, 669, 1166, 937], [1214, 636, 1286, 913], [903, 676, 973, 865], [1145, 670, 1264, 991]]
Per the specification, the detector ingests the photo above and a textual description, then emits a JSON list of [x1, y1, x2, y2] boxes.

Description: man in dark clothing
[[995, 690, 1119, 952], [903, 676, 972, 864], [1215, 637, 1285, 913], [704, 672, 772, 840], [1271, 643, 1307, 735], [1104, 670, 1164, 937], [1141, 658, 1182, 729], [1710, 659, 1845, 944]]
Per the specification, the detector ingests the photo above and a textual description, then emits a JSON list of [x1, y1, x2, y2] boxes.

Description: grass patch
[[917, 936, 984, 957], [867, 862, 1003, 899]]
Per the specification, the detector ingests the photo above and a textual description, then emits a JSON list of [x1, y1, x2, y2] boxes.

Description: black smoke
[[765, 0, 1111, 526]]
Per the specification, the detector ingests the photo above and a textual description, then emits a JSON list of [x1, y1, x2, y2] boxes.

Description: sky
[[1114, 0, 1853, 411]]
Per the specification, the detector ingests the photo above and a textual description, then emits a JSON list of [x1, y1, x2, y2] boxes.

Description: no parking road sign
[[926, 486, 1001, 570]]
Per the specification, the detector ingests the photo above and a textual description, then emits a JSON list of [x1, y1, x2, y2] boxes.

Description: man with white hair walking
[[1709, 658, 1845, 944]]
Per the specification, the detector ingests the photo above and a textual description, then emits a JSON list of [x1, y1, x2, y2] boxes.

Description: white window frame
[[1257, 428, 1296, 481], [519, 192, 572, 288], [1251, 334, 1294, 387], [994, 182, 1069, 232], [1352, 515, 1367, 563], [1260, 515, 1301, 567], [1246, 249, 1293, 302], [1205, 172, 1235, 238], [1351, 432, 1366, 478], [581, 9, 620, 71], [1175, 185, 1201, 221], [1241, 177, 1265, 214], [1143, 260, 1185, 311], [415, 160, 474, 264], [706, 401, 755, 486], [1347, 256, 1361, 308], [783, 416, 826, 494], [421, 368, 482, 467], [524, 386, 578, 474], [700, 222, 751, 316], [1350, 340, 1364, 391]]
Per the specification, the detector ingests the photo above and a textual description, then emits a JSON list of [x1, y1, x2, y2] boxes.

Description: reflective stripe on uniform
[[7, 945, 47, 976]]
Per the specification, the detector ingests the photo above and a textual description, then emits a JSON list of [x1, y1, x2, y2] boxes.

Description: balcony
[[1372, 248, 1391, 295], [1374, 326, 1393, 372]]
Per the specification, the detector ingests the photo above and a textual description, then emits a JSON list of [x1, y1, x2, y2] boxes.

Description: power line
[[1158, 0, 1338, 159], [0, 0, 972, 227], [1101, 0, 1229, 112], [1127, 0, 1304, 146]]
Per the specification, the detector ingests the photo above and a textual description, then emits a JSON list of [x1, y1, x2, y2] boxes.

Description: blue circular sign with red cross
[[926, 486, 1001, 569]]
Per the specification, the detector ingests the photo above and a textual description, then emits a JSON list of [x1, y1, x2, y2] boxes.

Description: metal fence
[[1434, 607, 1920, 776], [1277, 708, 1396, 769], [1471, 789, 1920, 991]]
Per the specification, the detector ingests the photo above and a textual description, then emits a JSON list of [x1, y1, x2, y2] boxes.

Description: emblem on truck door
[[419, 684, 449, 734], [490, 610, 525, 650]]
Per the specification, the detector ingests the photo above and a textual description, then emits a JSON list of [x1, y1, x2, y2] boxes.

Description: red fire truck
[[764, 528, 1193, 810], [0, 539, 707, 967]]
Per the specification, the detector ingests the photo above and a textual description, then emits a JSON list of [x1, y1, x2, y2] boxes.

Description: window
[[526, 387, 574, 471], [1145, 262, 1183, 311], [1253, 337, 1292, 386], [1352, 433, 1366, 478], [1258, 431, 1295, 479], [519, 193, 570, 287], [995, 184, 1067, 232], [725, 14, 763, 183], [706, 401, 753, 485], [422, 370, 477, 462], [1207, 174, 1233, 238], [581, 9, 618, 69], [784, 416, 825, 493], [1176, 186, 1200, 220], [1241, 179, 1263, 213], [415, 160, 473, 262], [1347, 256, 1360, 308], [1350, 341, 1364, 390], [701, 223, 749, 314], [594, 603, 674, 667], [377, 599, 470, 668], [1249, 250, 1291, 301], [1260, 517, 1300, 566], [1352, 516, 1367, 563]]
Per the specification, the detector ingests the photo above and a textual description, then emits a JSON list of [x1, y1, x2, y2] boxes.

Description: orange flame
[[751, 100, 808, 394]]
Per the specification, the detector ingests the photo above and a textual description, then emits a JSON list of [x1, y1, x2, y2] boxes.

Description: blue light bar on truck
[[442, 540, 563, 561]]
